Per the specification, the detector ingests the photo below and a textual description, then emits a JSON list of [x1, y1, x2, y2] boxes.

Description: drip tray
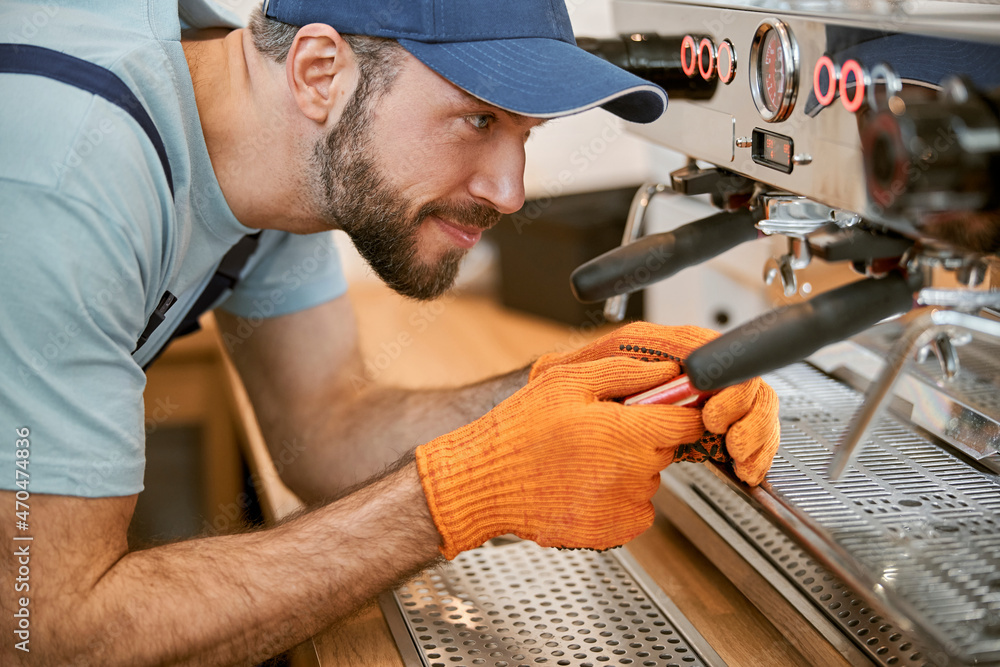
[[663, 361, 1000, 666], [381, 540, 725, 667]]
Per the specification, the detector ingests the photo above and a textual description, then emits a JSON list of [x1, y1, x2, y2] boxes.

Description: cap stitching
[[446, 45, 554, 90], [476, 41, 577, 72], [415, 46, 665, 113]]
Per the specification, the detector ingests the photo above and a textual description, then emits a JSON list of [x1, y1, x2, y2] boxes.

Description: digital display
[[751, 128, 794, 173]]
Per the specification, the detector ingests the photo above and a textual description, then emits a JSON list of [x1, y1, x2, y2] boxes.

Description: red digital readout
[[751, 128, 794, 173], [764, 134, 792, 167]]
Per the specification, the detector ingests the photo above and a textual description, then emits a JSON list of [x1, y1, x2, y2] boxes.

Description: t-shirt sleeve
[[178, 0, 244, 30], [0, 181, 149, 498], [219, 230, 349, 320]]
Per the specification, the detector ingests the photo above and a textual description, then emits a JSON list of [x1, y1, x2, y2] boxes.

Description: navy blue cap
[[262, 0, 667, 123]]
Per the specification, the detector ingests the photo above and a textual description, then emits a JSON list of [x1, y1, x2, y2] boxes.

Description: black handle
[[686, 273, 916, 391], [570, 208, 758, 303], [576, 35, 717, 100]]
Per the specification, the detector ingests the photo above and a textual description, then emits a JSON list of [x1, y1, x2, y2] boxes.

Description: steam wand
[[828, 309, 1000, 479]]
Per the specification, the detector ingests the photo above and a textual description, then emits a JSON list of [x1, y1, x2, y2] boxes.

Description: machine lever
[[684, 273, 918, 392], [670, 163, 754, 199], [571, 208, 759, 304]]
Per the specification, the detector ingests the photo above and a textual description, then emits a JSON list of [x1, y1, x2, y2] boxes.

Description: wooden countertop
[[272, 282, 846, 666]]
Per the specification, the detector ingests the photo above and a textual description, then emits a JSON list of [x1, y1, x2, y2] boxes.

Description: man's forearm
[[280, 365, 531, 502], [36, 463, 440, 667]]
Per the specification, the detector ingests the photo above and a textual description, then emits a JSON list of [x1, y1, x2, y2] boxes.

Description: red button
[[840, 59, 866, 113], [813, 55, 837, 107], [698, 38, 716, 81], [681, 35, 698, 77], [717, 40, 736, 84]]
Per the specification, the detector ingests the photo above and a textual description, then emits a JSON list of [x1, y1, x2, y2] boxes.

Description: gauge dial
[[760, 30, 784, 112], [750, 20, 799, 122]]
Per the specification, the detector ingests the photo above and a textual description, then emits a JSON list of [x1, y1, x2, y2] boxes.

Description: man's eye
[[467, 113, 495, 130]]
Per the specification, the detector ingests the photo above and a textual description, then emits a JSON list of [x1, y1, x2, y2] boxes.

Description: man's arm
[[216, 294, 530, 503], [0, 460, 440, 666]]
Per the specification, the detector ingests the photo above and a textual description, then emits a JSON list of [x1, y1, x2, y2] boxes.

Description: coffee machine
[[567, 1, 1000, 664]]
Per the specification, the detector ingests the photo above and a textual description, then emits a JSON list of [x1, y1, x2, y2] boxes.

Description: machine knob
[[577, 34, 718, 100], [862, 77, 1000, 251]]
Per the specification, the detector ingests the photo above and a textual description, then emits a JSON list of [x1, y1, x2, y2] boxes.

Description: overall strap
[[1, 42, 261, 367], [173, 232, 264, 341], [0, 43, 174, 194], [135, 232, 262, 370]]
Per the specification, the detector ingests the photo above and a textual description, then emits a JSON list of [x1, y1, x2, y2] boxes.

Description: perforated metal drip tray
[[667, 362, 1000, 666], [381, 540, 724, 667]]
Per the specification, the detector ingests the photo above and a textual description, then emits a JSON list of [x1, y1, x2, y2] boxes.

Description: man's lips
[[431, 215, 485, 249]]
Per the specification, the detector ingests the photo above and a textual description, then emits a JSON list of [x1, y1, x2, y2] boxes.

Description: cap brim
[[397, 37, 668, 124]]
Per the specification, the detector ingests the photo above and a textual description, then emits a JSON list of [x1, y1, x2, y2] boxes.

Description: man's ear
[[286, 23, 357, 125]]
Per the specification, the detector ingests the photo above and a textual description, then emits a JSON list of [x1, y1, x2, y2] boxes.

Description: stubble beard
[[311, 92, 500, 300]]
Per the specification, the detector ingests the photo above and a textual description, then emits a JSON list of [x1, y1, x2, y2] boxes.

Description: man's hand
[[418, 355, 734, 558], [529, 321, 714, 379], [531, 321, 780, 485]]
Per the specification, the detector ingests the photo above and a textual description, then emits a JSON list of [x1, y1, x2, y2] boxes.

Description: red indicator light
[[840, 59, 866, 113], [681, 35, 698, 77], [717, 40, 736, 84], [698, 38, 716, 81], [813, 55, 838, 107]]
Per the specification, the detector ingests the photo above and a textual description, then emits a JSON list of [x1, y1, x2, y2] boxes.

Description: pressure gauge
[[750, 19, 799, 122]]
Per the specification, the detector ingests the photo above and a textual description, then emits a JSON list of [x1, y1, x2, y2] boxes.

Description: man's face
[[311, 53, 543, 300]]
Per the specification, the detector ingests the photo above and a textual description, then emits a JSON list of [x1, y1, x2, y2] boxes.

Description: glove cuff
[[415, 425, 517, 559]]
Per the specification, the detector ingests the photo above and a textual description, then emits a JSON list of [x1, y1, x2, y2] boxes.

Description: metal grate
[[678, 463, 940, 666], [387, 540, 722, 667], [673, 362, 1000, 666]]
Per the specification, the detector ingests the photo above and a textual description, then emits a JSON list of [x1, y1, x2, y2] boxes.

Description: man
[[0, 0, 780, 664]]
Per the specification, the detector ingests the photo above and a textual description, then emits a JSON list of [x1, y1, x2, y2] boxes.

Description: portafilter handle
[[573, 206, 760, 316], [685, 272, 919, 392], [599, 183, 672, 323]]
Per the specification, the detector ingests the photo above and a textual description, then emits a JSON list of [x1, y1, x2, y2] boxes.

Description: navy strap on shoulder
[[172, 232, 263, 342], [1, 42, 261, 369], [136, 232, 262, 370], [0, 43, 174, 195]]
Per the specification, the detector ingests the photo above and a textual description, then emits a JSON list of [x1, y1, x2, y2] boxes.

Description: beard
[[310, 90, 501, 300]]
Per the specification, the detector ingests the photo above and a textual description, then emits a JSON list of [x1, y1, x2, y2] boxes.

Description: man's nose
[[467, 140, 527, 215]]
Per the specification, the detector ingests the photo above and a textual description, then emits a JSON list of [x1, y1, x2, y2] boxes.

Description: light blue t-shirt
[[0, 0, 348, 497]]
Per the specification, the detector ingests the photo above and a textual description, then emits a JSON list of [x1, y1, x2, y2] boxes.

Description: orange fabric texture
[[416, 357, 708, 558], [530, 322, 718, 380], [531, 322, 780, 485]]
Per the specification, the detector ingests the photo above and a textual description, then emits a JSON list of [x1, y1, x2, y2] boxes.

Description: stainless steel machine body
[[614, 0, 1000, 240], [603, 1, 1000, 665]]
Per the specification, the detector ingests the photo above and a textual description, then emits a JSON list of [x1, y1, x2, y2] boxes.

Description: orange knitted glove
[[416, 356, 706, 558], [532, 321, 780, 486], [530, 322, 715, 380]]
